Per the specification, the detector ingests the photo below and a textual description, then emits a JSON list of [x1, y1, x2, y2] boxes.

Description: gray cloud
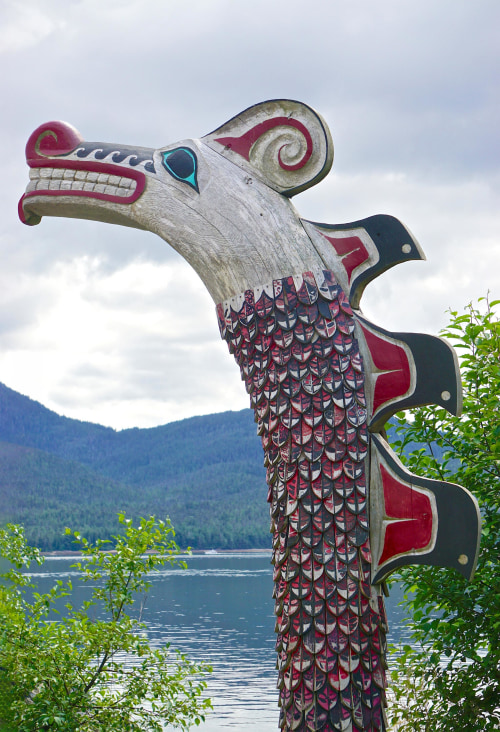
[[1, 0, 499, 427]]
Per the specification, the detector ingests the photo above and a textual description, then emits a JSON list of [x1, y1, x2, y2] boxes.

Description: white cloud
[[1, 0, 499, 428], [0, 255, 247, 427], [0, 2, 67, 53]]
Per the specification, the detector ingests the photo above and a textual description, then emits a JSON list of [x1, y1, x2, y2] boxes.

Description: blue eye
[[162, 147, 199, 192]]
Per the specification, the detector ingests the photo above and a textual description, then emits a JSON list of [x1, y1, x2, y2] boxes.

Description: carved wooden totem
[[19, 100, 481, 732]]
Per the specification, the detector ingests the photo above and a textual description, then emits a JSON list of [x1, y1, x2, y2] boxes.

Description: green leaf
[[387, 296, 500, 731]]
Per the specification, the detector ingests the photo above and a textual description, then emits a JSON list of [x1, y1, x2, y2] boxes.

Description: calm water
[[26, 552, 411, 731]]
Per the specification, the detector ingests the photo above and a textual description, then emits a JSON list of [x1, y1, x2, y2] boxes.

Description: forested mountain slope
[[0, 383, 268, 550], [0, 383, 439, 551]]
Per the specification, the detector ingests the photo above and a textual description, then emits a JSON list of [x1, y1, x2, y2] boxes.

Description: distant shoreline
[[42, 547, 273, 557]]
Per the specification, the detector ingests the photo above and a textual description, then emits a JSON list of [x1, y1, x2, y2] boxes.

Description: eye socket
[[162, 147, 199, 192]]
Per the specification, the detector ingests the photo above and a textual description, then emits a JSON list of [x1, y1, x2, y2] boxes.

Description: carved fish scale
[[19, 99, 482, 732], [218, 270, 387, 730]]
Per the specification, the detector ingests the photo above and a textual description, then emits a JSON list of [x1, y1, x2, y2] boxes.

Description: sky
[[1, 0, 499, 430]]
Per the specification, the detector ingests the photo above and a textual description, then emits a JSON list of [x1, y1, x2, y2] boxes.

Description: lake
[[26, 552, 411, 731]]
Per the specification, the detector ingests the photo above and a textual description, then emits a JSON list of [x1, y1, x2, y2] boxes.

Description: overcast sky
[[1, 0, 499, 430]]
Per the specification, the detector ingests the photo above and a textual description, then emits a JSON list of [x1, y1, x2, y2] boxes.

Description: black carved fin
[[370, 434, 481, 584], [355, 315, 462, 432], [303, 214, 424, 307]]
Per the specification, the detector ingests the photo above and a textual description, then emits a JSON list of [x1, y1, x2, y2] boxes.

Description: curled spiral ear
[[202, 99, 333, 197]]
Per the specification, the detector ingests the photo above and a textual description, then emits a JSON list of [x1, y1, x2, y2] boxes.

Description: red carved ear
[[202, 100, 333, 197]]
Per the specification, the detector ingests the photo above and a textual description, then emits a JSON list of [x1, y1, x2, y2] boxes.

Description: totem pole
[[19, 100, 481, 732]]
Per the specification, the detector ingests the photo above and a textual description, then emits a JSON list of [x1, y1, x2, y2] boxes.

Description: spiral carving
[[214, 118, 312, 193], [215, 117, 313, 171], [204, 100, 333, 196]]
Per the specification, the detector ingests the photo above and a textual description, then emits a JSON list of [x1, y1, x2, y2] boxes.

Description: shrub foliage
[[0, 514, 211, 731], [387, 297, 500, 731]]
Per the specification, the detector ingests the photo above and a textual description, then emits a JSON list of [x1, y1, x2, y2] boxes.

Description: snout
[[19, 121, 155, 225], [25, 120, 84, 163]]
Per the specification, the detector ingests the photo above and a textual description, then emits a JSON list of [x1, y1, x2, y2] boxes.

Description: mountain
[[0, 439, 139, 549], [0, 383, 445, 552], [0, 383, 269, 551]]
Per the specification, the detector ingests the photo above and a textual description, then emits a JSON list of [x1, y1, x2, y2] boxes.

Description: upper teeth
[[27, 167, 137, 198]]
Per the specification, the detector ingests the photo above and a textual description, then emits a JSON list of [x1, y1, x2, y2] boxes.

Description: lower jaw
[[18, 193, 147, 231]]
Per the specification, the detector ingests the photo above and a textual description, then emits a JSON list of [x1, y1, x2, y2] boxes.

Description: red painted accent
[[359, 324, 412, 413], [321, 234, 369, 282], [378, 465, 433, 565], [214, 117, 313, 172], [25, 121, 83, 162]]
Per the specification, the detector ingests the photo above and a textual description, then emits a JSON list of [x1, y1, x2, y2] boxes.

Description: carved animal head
[[19, 100, 336, 302]]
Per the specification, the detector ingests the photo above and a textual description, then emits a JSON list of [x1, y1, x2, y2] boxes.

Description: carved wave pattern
[[217, 270, 387, 732], [75, 142, 156, 172]]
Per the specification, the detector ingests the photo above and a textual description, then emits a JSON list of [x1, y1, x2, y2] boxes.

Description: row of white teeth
[[27, 167, 137, 197]]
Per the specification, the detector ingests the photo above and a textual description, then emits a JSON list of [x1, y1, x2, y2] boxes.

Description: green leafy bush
[[388, 297, 500, 731], [0, 515, 211, 731]]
